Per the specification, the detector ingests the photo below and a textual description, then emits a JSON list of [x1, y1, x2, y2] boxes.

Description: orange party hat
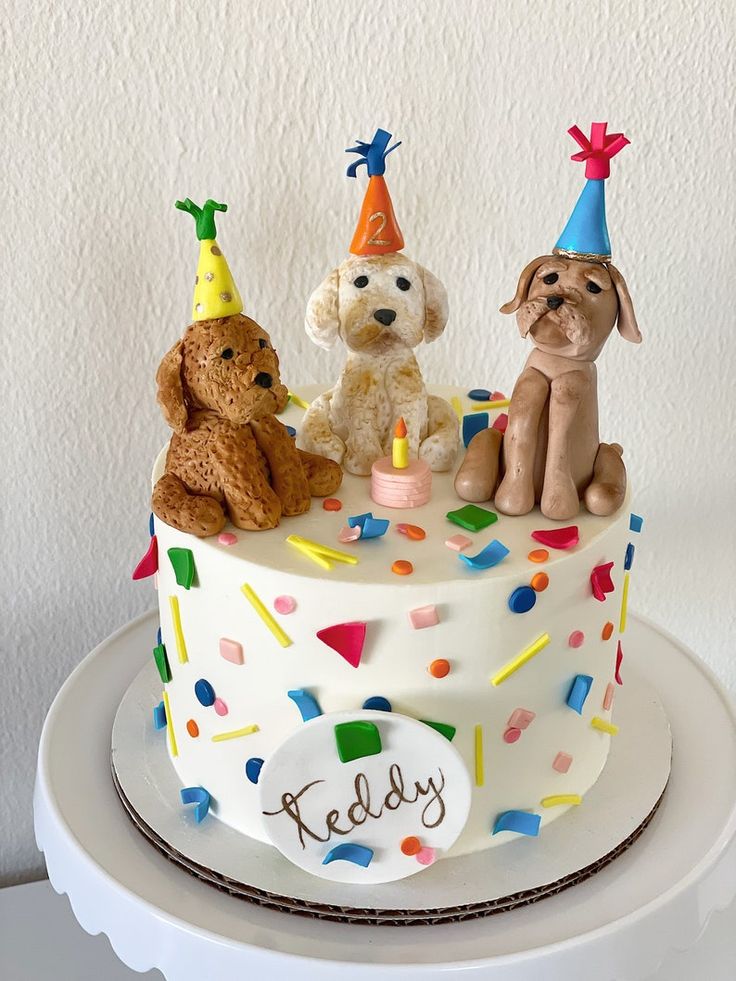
[[346, 129, 404, 256]]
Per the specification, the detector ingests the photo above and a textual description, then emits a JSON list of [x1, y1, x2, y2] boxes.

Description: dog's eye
[[586, 281, 602, 294], [258, 339, 269, 349], [543, 273, 559, 285], [396, 277, 411, 291], [353, 275, 369, 288], [220, 348, 235, 360]]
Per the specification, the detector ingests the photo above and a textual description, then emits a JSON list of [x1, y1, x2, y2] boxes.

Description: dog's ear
[[305, 269, 340, 350], [500, 256, 553, 314], [156, 338, 188, 432], [608, 264, 642, 343], [419, 265, 449, 343]]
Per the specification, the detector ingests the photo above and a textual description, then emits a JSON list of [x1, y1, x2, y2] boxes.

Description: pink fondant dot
[[218, 532, 238, 546], [214, 697, 228, 716], [274, 595, 297, 615], [568, 630, 585, 648], [503, 727, 522, 743], [416, 846, 436, 866]]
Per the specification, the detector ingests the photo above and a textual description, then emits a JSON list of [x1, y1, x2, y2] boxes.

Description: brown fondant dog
[[455, 256, 641, 520], [152, 314, 342, 536]]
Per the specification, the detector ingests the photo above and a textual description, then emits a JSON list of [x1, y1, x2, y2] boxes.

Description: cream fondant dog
[[298, 253, 459, 475]]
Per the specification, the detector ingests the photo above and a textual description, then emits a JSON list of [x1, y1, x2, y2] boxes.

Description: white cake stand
[[34, 611, 736, 980]]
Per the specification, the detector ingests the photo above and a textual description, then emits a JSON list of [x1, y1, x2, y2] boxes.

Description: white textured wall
[[4, 0, 735, 886]]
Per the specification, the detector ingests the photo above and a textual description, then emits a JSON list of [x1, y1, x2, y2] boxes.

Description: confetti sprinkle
[[491, 633, 551, 686], [348, 512, 372, 529], [195, 679, 216, 707], [467, 388, 491, 401], [459, 538, 509, 570], [445, 533, 472, 551], [474, 725, 484, 786], [566, 674, 593, 714], [615, 640, 624, 684], [590, 561, 615, 601], [316, 621, 367, 667], [421, 720, 456, 741], [273, 595, 297, 615], [540, 794, 582, 808], [153, 643, 171, 683], [153, 701, 167, 730], [168, 547, 195, 589], [492, 810, 541, 836], [338, 525, 362, 543], [508, 585, 537, 614], [429, 658, 450, 678], [149, 513, 155, 537], [416, 847, 436, 866], [619, 572, 630, 632], [211, 725, 259, 742], [392, 559, 413, 575], [531, 572, 549, 592], [169, 596, 189, 663], [323, 498, 342, 511], [186, 719, 199, 738], [286, 537, 332, 570], [528, 548, 549, 563], [287, 689, 323, 722], [629, 513, 644, 533], [132, 535, 158, 580], [408, 605, 440, 629], [492, 412, 509, 433], [241, 583, 292, 648], [288, 391, 310, 409], [450, 395, 464, 420], [218, 532, 238, 546], [462, 412, 488, 447], [287, 535, 359, 565], [401, 836, 422, 855], [447, 504, 498, 533], [552, 751, 573, 773], [591, 716, 619, 735], [245, 758, 264, 784], [361, 516, 390, 539], [624, 542, 635, 570], [503, 727, 521, 743], [334, 720, 382, 763], [180, 786, 210, 823], [322, 843, 373, 868], [219, 638, 244, 665], [362, 696, 392, 712], [396, 522, 426, 540], [285, 425, 297, 437], [508, 708, 536, 729], [603, 682, 615, 710], [162, 690, 178, 757], [214, 697, 228, 716], [602, 621, 614, 640], [568, 630, 585, 648], [531, 526, 579, 550]]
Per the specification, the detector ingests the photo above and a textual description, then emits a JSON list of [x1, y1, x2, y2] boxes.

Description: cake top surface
[[153, 385, 630, 586]]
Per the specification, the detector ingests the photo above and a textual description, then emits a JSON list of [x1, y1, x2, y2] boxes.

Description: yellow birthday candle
[[392, 417, 409, 469], [175, 198, 243, 321]]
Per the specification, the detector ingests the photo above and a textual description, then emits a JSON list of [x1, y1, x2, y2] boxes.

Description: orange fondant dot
[[531, 572, 549, 592], [405, 524, 426, 541], [429, 658, 450, 678], [602, 621, 614, 640], [186, 719, 199, 738], [528, 549, 549, 563], [401, 835, 421, 856], [323, 498, 342, 511], [392, 560, 413, 576]]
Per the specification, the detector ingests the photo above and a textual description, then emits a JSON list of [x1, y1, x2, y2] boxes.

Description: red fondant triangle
[[316, 621, 367, 668], [530, 526, 579, 550], [132, 535, 158, 580], [590, 561, 615, 601], [615, 640, 624, 685]]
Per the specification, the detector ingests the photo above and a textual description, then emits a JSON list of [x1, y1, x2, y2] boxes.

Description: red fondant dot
[[401, 836, 421, 856], [392, 560, 413, 576], [429, 658, 450, 678], [503, 727, 521, 743], [323, 498, 342, 511], [569, 630, 585, 648]]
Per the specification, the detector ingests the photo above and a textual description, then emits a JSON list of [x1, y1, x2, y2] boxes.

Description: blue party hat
[[554, 123, 630, 262]]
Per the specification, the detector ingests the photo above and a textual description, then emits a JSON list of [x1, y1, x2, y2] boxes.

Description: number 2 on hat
[[367, 211, 391, 247]]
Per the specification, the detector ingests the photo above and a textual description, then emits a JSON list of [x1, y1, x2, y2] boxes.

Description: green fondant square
[[153, 644, 171, 683], [168, 547, 195, 589], [421, 720, 457, 741], [446, 505, 498, 533], [334, 721, 382, 763]]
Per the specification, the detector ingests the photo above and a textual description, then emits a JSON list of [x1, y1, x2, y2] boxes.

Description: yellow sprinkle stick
[[540, 794, 582, 808], [591, 716, 619, 735], [619, 572, 630, 633], [490, 633, 551, 687], [241, 583, 292, 647], [288, 392, 310, 410], [169, 595, 188, 664], [472, 399, 511, 411], [474, 725, 484, 786], [286, 537, 333, 570], [211, 724, 260, 742], [450, 396, 463, 421], [162, 690, 178, 758], [287, 535, 358, 565]]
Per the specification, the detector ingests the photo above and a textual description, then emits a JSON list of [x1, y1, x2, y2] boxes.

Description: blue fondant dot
[[508, 585, 537, 614], [149, 512, 155, 537], [468, 388, 491, 401], [156, 626, 162, 646], [362, 696, 392, 712], [245, 758, 264, 784], [285, 425, 297, 437], [194, 678, 216, 707]]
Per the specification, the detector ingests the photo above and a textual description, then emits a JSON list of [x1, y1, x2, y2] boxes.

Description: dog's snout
[[254, 372, 273, 389], [373, 308, 397, 326], [546, 296, 564, 310]]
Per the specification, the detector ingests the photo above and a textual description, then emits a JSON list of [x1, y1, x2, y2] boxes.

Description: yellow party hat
[[175, 198, 243, 321]]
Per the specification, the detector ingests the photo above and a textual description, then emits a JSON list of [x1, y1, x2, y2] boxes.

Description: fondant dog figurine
[[297, 252, 459, 475], [455, 256, 641, 519], [152, 314, 342, 536]]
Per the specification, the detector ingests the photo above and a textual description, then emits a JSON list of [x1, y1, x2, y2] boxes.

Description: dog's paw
[[495, 473, 535, 516], [419, 433, 458, 472], [540, 473, 580, 521]]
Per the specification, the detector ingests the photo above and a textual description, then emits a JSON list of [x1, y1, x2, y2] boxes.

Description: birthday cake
[[132, 124, 645, 889]]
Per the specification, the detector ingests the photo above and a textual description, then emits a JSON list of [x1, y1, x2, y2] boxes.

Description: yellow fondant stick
[[169, 596, 188, 664], [450, 396, 463, 421], [288, 392, 310, 410], [287, 535, 358, 565], [472, 399, 511, 411], [211, 724, 260, 742], [490, 633, 551, 687], [241, 584, 292, 647], [286, 538, 333, 570], [162, 690, 178, 758], [591, 716, 619, 735], [474, 725, 484, 786], [619, 572, 630, 633], [540, 794, 582, 808]]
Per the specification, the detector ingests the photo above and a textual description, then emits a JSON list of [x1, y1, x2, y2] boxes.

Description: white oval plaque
[[258, 710, 472, 883]]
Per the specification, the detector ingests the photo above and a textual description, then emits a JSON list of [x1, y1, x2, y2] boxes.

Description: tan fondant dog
[[297, 252, 459, 476], [455, 256, 641, 520], [152, 314, 342, 536]]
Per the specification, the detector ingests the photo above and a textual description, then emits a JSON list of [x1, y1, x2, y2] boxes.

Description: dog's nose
[[546, 296, 564, 310], [254, 372, 273, 389], [373, 308, 397, 326]]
